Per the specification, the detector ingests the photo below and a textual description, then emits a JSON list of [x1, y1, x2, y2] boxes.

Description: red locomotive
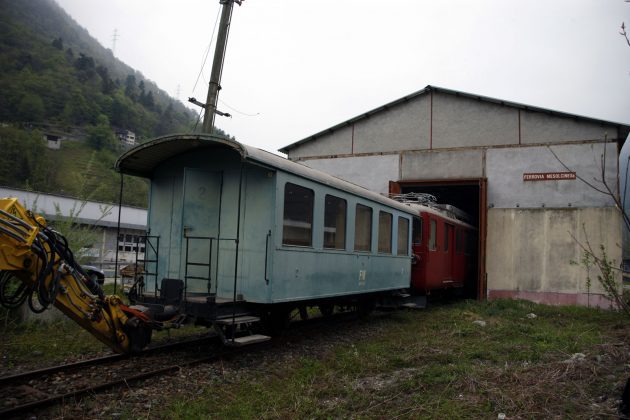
[[393, 194, 477, 295]]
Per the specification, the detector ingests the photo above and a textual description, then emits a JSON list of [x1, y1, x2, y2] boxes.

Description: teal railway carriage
[[115, 134, 415, 330]]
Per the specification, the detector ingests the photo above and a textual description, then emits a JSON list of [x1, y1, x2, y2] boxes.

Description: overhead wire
[[218, 98, 260, 117], [191, 6, 222, 97], [192, 6, 222, 130], [191, 3, 260, 129]]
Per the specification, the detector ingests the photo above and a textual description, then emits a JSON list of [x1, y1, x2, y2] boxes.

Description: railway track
[[0, 335, 217, 387], [0, 335, 227, 417], [0, 309, 391, 417]]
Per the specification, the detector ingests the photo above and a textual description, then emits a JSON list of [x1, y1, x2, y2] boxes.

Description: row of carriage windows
[[282, 183, 409, 255], [414, 218, 473, 255]]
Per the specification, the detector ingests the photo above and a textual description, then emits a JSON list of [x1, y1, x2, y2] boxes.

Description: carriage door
[[444, 223, 454, 283], [410, 217, 424, 290], [182, 168, 222, 294]]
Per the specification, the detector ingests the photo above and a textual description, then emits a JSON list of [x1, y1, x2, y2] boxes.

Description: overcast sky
[[55, 0, 630, 153]]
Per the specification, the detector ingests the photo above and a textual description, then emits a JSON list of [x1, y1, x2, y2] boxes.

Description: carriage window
[[378, 211, 392, 254], [412, 218, 422, 244], [282, 183, 314, 246], [397, 217, 409, 256], [354, 204, 372, 252], [429, 219, 437, 251], [324, 195, 346, 249], [444, 224, 453, 252]]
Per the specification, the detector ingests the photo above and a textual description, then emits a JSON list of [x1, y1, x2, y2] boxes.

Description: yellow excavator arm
[[0, 198, 153, 354]]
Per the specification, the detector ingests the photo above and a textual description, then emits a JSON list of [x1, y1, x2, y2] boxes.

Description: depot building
[[280, 85, 629, 307]]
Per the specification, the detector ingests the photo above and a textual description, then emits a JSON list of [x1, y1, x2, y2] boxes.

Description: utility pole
[[201, 0, 242, 134], [111, 28, 119, 55]]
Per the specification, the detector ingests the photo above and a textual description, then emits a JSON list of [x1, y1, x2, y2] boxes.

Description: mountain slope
[[0, 0, 226, 206]]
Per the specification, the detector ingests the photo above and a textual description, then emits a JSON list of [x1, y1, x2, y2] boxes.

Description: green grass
[[1, 299, 627, 416], [161, 299, 629, 419], [0, 286, 209, 369]]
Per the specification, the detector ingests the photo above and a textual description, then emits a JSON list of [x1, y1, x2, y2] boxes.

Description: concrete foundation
[[486, 207, 622, 308]]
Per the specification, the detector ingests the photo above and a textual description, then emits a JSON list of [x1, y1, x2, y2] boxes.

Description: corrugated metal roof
[[115, 134, 418, 215], [278, 85, 630, 153]]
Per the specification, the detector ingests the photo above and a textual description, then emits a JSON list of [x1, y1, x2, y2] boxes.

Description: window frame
[[444, 223, 453, 252], [429, 219, 437, 251], [282, 182, 315, 247], [354, 203, 373, 252], [455, 229, 464, 254], [412, 217, 423, 245], [378, 211, 393, 254], [323, 194, 347, 250], [397, 216, 410, 256]]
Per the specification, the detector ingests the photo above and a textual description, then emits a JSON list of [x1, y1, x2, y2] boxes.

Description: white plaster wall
[[432, 91, 519, 148], [289, 125, 353, 159], [486, 207, 621, 295], [520, 111, 617, 144], [300, 155, 400, 195], [353, 95, 430, 154], [401, 149, 484, 180], [486, 142, 618, 208]]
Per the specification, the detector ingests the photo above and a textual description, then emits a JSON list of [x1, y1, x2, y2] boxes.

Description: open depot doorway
[[390, 179, 487, 300]]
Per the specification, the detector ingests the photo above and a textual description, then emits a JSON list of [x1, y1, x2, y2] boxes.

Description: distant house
[[43, 133, 61, 150], [117, 130, 136, 146]]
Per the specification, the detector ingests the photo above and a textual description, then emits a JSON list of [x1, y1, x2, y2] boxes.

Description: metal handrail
[[184, 235, 237, 298], [135, 235, 159, 297]]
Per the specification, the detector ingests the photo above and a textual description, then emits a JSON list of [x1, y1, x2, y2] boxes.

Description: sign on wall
[[523, 172, 576, 182]]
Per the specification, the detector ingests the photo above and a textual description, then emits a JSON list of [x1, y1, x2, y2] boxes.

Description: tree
[[125, 74, 137, 100], [549, 142, 630, 316], [0, 127, 58, 192], [74, 53, 94, 71], [142, 91, 155, 110], [51, 37, 63, 50], [87, 114, 117, 150], [96, 65, 115, 94], [74, 53, 96, 82], [17, 93, 45, 122], [61, 93, 98, 125]]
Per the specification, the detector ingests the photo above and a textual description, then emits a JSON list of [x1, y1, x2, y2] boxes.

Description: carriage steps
[[214, 315, 271, 347]]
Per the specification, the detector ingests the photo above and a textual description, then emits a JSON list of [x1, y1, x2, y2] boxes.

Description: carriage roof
[[115, 134, 416, 215]]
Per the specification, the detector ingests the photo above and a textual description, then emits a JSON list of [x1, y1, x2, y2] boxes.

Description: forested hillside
[[0, 0, 224, 207]]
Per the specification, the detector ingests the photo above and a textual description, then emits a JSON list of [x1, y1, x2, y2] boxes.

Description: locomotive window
[[444, 224, 453, 252], [456, 229, 464, 254], [282, 183, 314, 247], [378, 211, 392, 254], [412, 218, 422, 244], [397, 217, 409, 255], [354, 204, 372, 252], [429, 219, 437, 251], [324, 195, 346, 250], [465, 231, 477, 256]]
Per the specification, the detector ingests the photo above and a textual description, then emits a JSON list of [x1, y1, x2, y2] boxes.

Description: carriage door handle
[[264, 230, 271, 284]]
